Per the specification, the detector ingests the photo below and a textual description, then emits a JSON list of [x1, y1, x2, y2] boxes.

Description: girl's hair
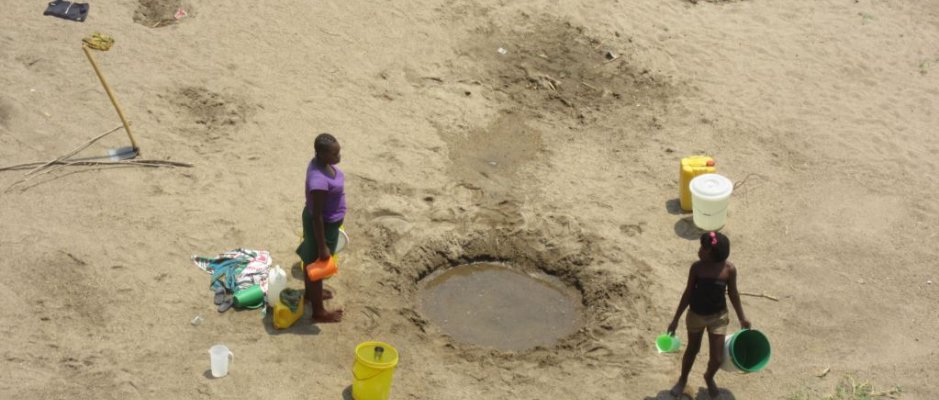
[[314, 133, 338, 155], [700, 231, 730, 262]]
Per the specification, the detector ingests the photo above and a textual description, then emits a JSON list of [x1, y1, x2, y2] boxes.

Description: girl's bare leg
[[311, 280, 343, 322], [703, 331, 725, 398], [671, 329, 704, 397]]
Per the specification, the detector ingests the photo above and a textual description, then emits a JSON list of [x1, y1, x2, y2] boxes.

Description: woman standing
[[297, 133, 345, 323]]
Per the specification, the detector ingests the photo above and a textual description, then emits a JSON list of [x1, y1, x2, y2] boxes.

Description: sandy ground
[[2, 0, 938, 399]]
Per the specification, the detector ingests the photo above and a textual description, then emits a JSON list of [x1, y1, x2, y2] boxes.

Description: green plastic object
[[727, 329, 771, 372], [233, 285, 264, 309], [656, 333, 681, 353]]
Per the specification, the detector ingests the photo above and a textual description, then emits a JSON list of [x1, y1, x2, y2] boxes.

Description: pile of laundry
[[192, 248, 272, 312]]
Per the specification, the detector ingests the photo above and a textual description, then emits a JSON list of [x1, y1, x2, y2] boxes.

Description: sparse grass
[[786, 376, 903, 400], [920, 58, 939, 76]]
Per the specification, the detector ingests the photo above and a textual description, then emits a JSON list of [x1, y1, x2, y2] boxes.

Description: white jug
[[267, 265, 287, 307], [209, 344, 233, 378]]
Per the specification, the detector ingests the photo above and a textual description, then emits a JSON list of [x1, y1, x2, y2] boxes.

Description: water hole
[[417, 262, 584, 352]]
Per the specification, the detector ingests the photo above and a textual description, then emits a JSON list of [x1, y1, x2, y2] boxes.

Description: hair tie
[[709, 232, 718, 246]]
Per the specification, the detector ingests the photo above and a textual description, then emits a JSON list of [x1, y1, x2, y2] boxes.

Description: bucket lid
[[355, 341, 399, 369], [689, 173, 733, 200]]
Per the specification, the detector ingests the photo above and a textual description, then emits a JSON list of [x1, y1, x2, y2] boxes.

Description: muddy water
[[418, 263, 584, 352]]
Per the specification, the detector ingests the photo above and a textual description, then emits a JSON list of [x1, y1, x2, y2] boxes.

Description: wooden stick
[[17, 125, 123, 176], [740, 291, 779, 301], [41, 159, 193, 168], [5, 159, 193, 192], [82, 45, 140, 155]]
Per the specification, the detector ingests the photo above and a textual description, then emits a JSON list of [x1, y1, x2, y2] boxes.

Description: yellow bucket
[[352, 341, 399, 400]]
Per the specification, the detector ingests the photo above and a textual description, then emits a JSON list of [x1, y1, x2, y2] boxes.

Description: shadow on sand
[[644, 387, 737, 400], [665, 198, 686, 216], [674, 216, 707, 240]]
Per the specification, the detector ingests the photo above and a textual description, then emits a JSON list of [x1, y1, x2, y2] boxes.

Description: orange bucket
[[306, 256, 338, 282]]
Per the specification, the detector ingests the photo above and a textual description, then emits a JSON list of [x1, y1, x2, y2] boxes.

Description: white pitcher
[[267, 265, 287, 307], [209, 344, 233, 378]]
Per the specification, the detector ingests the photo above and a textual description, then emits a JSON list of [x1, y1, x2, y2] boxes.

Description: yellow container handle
[[353, 363, 389, 381]]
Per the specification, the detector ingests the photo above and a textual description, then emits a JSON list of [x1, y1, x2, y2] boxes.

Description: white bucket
[[689, 173, 733, 231], [209, 344, 233, 378]]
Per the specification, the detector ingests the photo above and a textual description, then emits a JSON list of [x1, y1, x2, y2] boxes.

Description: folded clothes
[[44, 1, 89, 22]]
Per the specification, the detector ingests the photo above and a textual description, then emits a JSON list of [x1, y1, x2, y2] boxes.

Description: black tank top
[[690, 278, 727, 315]]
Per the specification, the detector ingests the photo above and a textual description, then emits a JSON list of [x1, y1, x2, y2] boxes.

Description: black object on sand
[[44, 1, 90, 22]]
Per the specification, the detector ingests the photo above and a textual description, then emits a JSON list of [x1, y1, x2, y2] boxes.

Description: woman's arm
[[311, 190, 331, 261], [668, 265, 697, 334], [726, 264, 751, 328]]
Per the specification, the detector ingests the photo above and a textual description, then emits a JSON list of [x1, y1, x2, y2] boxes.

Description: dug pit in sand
[[418, 262, 585, 352]]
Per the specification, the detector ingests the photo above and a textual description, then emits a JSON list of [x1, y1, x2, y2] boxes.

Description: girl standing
[[668, 232, 751, 398]]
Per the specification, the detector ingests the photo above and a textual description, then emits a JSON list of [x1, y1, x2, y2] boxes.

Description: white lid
[[689, 173, 733, 200]]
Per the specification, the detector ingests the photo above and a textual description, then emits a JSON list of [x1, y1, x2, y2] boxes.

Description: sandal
[[217, 297, 233, 313], [213, 286, 227, 305]]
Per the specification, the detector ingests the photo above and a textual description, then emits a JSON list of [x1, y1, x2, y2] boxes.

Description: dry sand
[[2, 0, 938, 399]]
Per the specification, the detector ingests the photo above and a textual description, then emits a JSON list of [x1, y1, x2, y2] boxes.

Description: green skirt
[[296, 207, 343, 265]]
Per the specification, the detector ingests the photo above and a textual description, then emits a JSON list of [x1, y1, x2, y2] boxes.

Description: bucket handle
[[353, 363, 388, 381], [208, 349, 234, 366]]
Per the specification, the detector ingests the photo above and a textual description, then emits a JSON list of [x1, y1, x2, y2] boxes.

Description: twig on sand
[[740, 291, 779, 301], [17, 125, 123, 176], [2, 124, 192, 192], [1, 159, 192, 172], [4, 160, 192, 192], [816, 366, 831, 378], [733, 173, 767, 191], [317, 27, 342, 37]]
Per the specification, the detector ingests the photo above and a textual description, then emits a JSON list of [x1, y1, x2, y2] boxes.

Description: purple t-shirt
[[305, 160, 346, 223]]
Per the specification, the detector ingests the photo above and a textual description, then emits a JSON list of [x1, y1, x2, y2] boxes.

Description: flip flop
[[217, 297, 233, 313], [213, 286, 226, 305]]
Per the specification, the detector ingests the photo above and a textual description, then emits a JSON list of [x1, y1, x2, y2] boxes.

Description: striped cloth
[[192, 249, 271, 294]]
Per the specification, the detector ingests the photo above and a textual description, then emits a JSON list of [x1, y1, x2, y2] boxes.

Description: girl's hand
[[667, 319, 679, 335], [740, 318, 752, 329]]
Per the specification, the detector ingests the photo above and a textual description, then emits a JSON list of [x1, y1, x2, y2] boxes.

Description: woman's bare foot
[[704, 375, 720, 398], [313, 309, 343, 323], [669, 379, 687, 397]]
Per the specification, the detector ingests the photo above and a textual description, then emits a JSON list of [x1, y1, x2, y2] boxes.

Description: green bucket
[[233, 285, 265, 309], [723, 329, 771, 373]]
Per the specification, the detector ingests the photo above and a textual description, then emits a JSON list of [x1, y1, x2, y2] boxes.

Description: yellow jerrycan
[[679, 156, 716, 211], [272, 289, 304, 330]]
